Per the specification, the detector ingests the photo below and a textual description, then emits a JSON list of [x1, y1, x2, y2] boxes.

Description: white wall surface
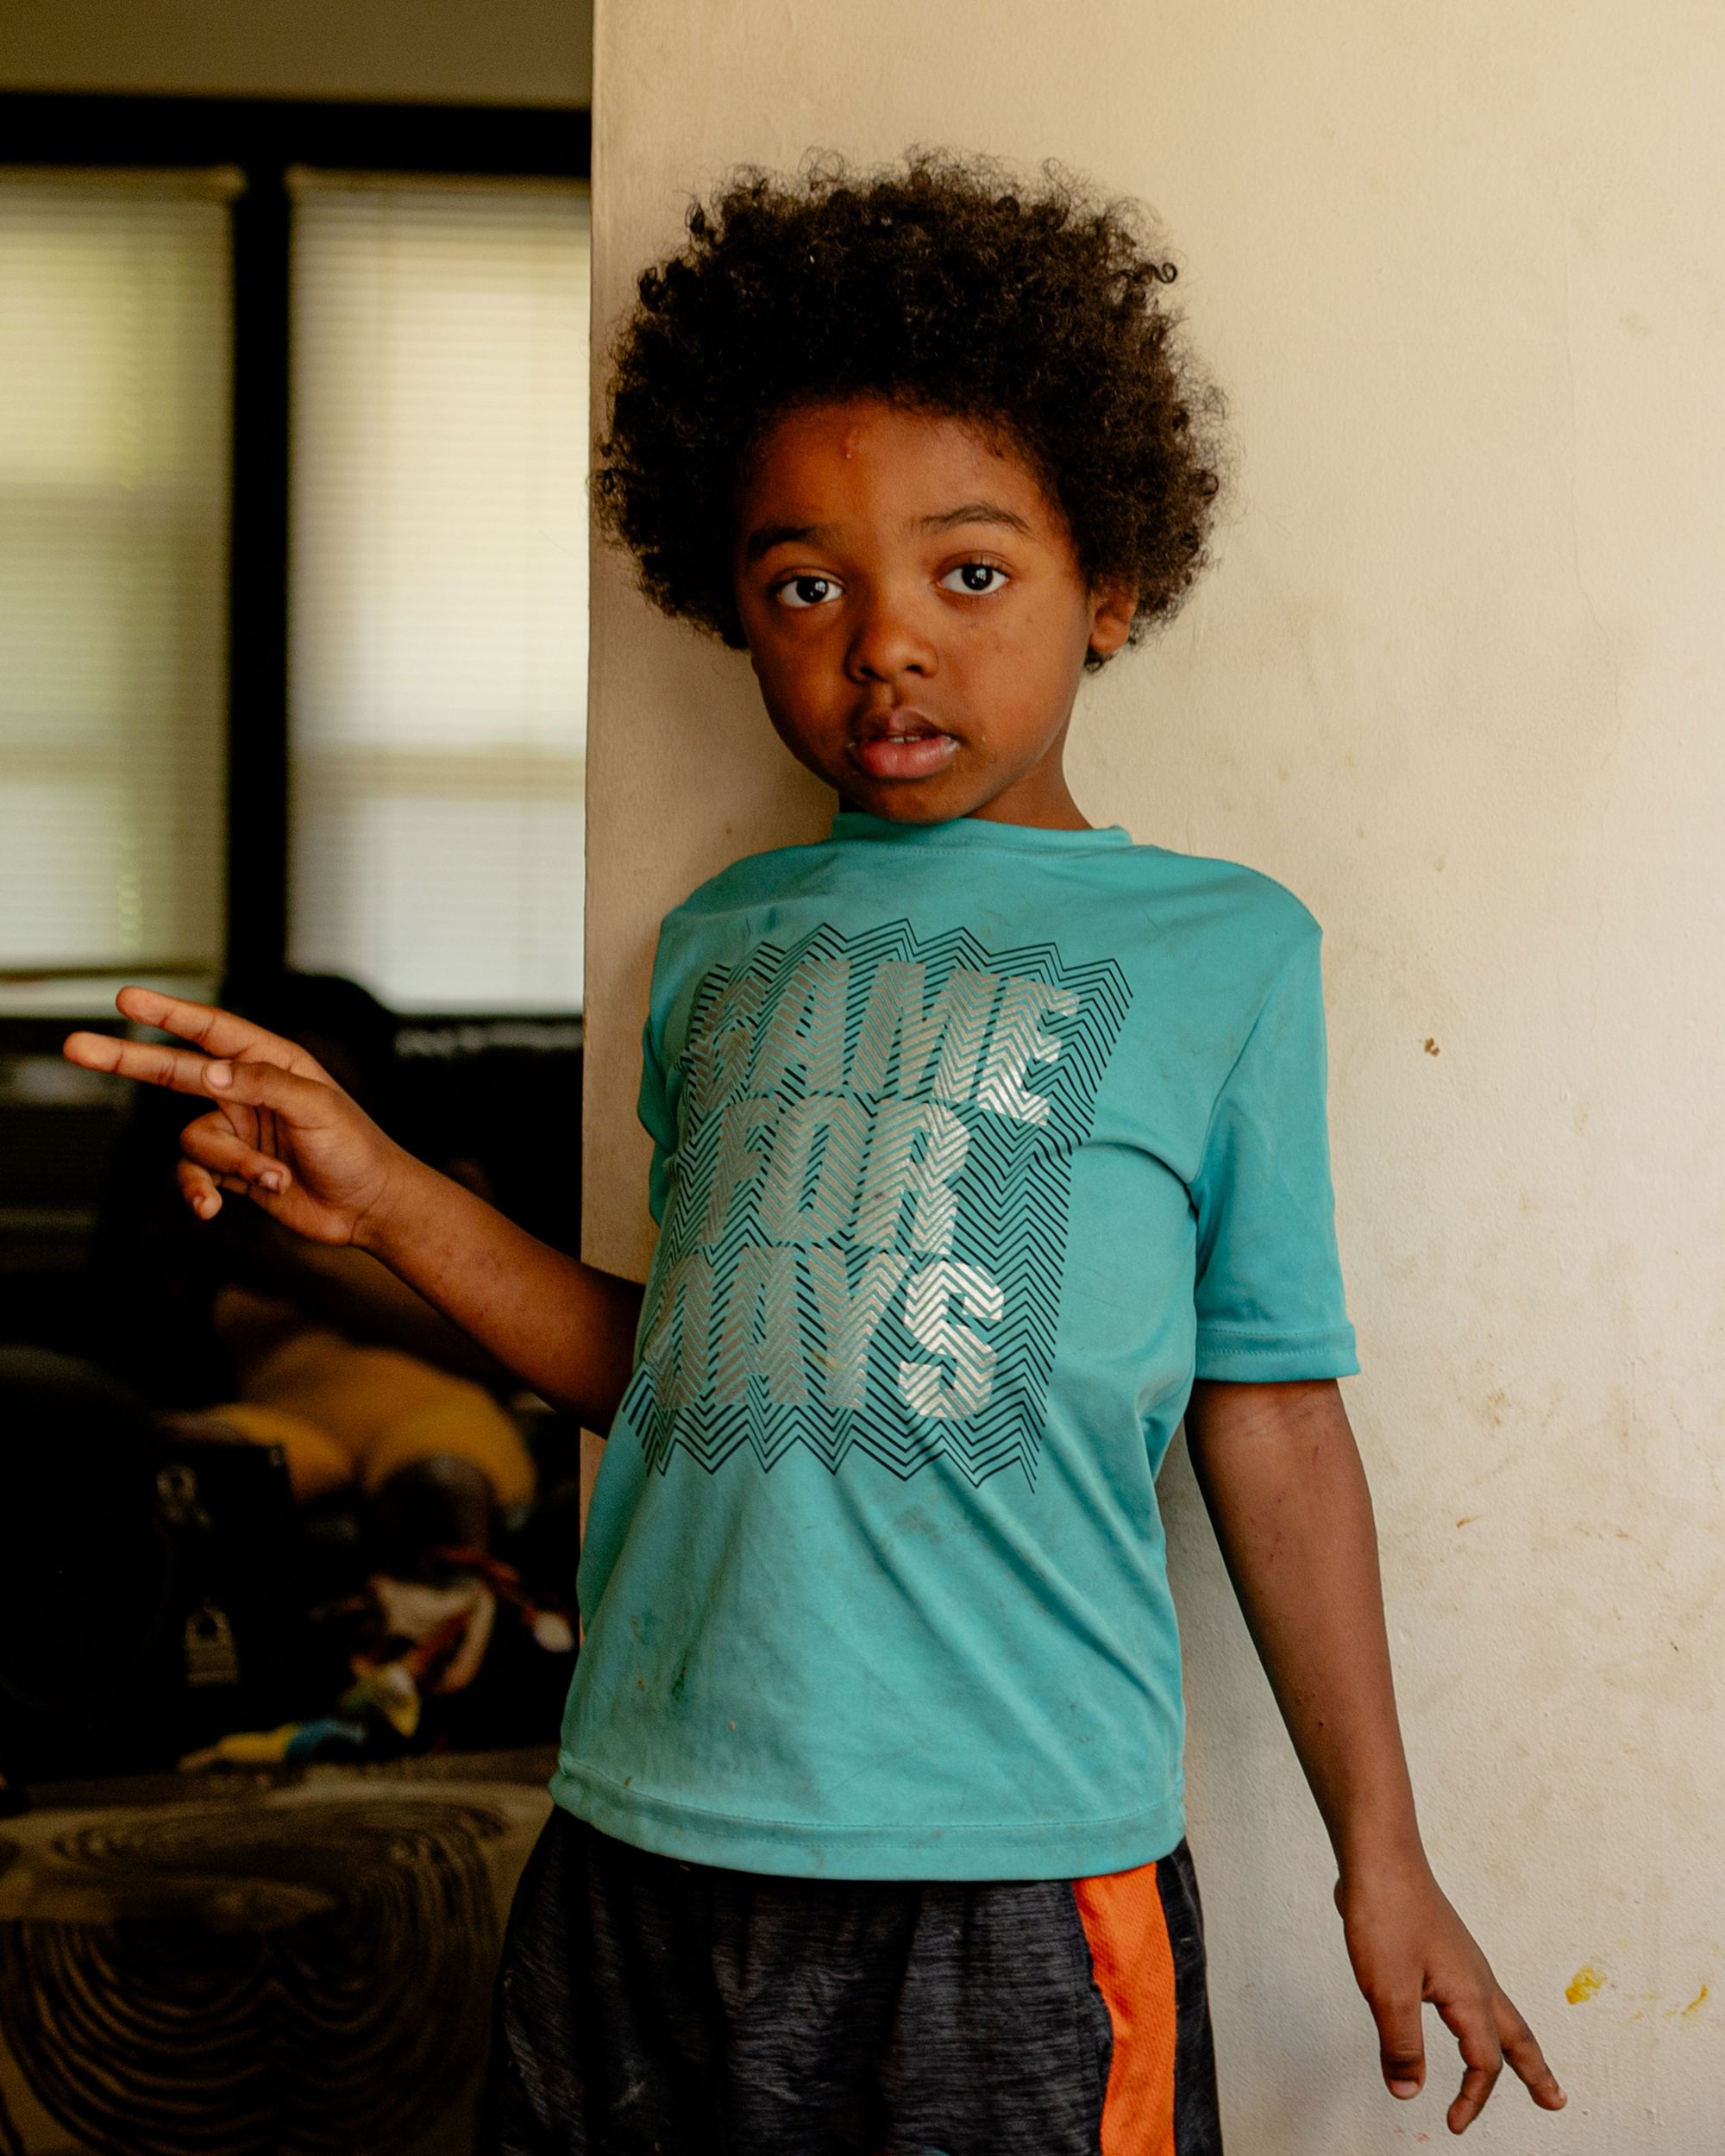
[[585, 3, 1725, 2147], [0, 0, 591, 106]]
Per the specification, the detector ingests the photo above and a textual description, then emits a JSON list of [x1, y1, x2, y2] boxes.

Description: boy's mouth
[[848, 709, 959, 782]]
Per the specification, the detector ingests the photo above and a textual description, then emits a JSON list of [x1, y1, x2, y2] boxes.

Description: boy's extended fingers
[[1370, 1990, 1427, 2100], [112, 985, 326, 1077], [1496, 1993, 1566, 2110], [62, 1036, 332, 1124]]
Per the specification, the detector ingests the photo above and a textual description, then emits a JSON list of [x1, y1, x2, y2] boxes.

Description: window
[[0, 166, 235, 1015], [0, 97, 591, 1022], [288, 175, 590, 1012]]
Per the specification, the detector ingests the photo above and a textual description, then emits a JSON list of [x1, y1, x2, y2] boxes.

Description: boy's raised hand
[[67, 984, 646, 1427], [62, 986, 405, 1249]]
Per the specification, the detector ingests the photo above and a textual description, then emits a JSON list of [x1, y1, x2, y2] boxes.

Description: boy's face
[[731, 398, 1134, 828]]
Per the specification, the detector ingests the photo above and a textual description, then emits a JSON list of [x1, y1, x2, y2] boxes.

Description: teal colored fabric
[[552, 810, 1358, 1878]]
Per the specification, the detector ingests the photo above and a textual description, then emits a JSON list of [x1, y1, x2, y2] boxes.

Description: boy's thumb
[[202, 1057, 324, 1119]]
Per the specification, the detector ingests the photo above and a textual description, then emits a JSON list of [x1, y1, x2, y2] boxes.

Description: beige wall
[[0, 0, 591, 106], [586, 3, 1724, 2146]]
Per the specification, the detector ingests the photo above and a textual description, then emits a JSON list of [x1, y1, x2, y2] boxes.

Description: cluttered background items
[[1, 974, 586, 1791]]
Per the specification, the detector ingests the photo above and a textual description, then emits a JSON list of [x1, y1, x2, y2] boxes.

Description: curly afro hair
[[593, 148, 1226, 668]]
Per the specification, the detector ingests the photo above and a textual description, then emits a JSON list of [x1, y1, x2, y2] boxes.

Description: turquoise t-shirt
[[552, 808, 1358, 1879]]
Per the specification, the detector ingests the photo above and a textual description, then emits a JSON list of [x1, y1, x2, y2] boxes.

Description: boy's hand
[[67, 986, 643, 1426], [1335, 1856, 1567, 2134], [63, 986, 407, 1249]]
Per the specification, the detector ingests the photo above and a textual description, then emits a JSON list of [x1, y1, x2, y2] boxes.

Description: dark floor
[[0, 1747, 558, 2156]]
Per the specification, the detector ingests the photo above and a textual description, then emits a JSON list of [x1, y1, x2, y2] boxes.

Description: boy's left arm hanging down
[[1182, 1376, 1568, 2136]]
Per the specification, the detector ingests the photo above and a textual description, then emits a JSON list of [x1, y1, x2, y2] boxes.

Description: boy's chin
[[832, 768, 975, 824]]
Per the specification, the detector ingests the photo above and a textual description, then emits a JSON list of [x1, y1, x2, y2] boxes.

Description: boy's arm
[[359, 1147, 643, 1426], [1182, 1376, 1567, 2137]]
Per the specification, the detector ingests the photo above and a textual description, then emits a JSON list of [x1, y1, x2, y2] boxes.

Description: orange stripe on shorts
[[1073, 1858, 1178, 2156]]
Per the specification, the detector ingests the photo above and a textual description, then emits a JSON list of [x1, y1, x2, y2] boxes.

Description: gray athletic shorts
[[479, 1805, 1221, 2155]]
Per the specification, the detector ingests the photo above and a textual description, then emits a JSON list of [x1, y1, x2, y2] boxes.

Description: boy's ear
[[1087, 580, 1138, 660]]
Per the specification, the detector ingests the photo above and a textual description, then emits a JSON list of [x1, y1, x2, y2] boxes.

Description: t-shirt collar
[[828, 808, 1132, 852]]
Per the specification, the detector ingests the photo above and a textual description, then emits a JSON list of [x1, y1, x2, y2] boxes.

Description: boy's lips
[[847, 708, 959, 782]]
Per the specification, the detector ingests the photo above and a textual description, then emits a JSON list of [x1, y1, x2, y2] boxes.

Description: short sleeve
[[637, 1006, 679, 1228], [1189, 924, 1359, 1381]]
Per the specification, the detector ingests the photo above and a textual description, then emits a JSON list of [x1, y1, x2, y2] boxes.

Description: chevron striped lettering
[[803, 1246, 912, 1410], [899, 1259, 1005, 1419], [626, 921, 1132, 1484], [853, 1100, 969, 1254]]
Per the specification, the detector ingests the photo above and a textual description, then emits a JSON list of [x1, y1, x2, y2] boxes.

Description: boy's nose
[[844, 592, 938, 683]]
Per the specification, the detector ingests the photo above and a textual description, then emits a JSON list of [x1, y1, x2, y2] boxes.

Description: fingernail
[[261, 1170, 285, 1193], [1389, 2080, 1420, 2098], [206, 1061, 232, 1089]]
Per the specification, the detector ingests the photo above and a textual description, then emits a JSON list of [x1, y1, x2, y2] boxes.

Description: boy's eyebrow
[[743, 521, 820, 564], [743, 501, 1034, 565], [913, 500, 1034, 537]]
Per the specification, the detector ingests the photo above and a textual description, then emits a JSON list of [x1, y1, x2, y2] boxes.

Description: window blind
[[287, 172, 590, 1014], [0, 167, 235, 1017]]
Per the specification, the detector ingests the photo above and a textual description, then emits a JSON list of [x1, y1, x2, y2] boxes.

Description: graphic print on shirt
[[624, 918, 1132, 1488]]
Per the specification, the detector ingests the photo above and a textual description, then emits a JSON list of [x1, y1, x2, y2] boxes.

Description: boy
[[66, 152, 1566, 2153]]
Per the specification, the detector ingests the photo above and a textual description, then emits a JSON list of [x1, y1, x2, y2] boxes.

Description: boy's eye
[[941, 561, 1009, 596], [774, 574, 842, 611]]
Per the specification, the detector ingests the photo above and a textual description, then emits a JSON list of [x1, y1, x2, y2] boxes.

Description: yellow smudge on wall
[[1565, 1965, 1605, 2004], [1680, 1984, 1709, 2019]]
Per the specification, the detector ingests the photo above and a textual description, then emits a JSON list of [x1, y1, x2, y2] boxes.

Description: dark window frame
[[0, 91, 592, 1043]]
